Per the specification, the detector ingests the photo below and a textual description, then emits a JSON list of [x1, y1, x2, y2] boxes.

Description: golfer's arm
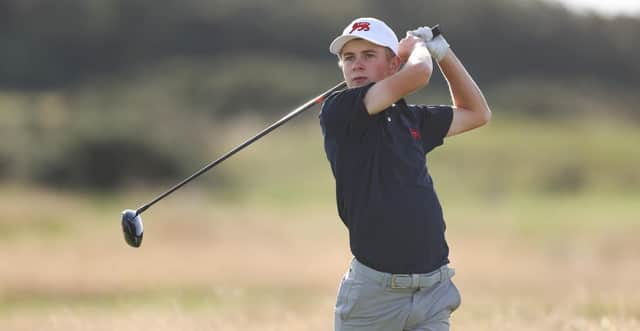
[[439, 50, 491, 137], [364, 43, 433, 115]]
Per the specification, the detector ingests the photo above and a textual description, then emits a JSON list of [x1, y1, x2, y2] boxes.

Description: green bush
[[0, 99, 215, 190], [32, 135, 187, 189]]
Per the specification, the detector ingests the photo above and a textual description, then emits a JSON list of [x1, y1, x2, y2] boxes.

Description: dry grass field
[[1, 118, 639, 330]]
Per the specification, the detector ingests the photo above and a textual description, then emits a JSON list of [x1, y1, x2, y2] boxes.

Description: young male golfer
[[319, 17, 491, 330]]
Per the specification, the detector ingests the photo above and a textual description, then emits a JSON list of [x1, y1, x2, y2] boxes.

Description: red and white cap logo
[[349, 22, 371, 34]]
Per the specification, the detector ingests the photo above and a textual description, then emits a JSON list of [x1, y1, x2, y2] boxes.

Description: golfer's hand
[[398, 34, 427, 64], [409, 26, 450, 62]]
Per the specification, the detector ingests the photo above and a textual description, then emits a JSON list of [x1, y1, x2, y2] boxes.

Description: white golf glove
[[409, 26, 450, 62]]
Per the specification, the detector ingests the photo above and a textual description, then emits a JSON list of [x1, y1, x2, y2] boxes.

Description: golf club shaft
[[135, 80, 348, 216], [135, 25, 442, 216]]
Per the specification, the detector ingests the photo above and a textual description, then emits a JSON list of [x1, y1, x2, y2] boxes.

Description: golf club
[[121, 81, 346, 247], [122, 25, 442, 248]]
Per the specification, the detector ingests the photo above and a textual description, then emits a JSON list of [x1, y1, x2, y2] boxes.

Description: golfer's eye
[[343, 55, 354, 62]]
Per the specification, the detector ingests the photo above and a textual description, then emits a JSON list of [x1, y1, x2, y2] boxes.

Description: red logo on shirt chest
[[409, 128, 421, 140], [349, 22, 371, 34]]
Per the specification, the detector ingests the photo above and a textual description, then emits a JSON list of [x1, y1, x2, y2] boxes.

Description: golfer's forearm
[[438, 50, 489, 115], [406, 44, 433, 73], [397, 43, 433, 91]]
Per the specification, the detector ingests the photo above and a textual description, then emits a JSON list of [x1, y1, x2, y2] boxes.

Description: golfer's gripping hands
[[409, 26, 450, 62]]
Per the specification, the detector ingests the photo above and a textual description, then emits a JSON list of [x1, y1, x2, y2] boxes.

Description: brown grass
[[1, 185, 639, 330]]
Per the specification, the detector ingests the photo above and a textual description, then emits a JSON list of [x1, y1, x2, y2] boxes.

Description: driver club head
[[122, 209, 144, 247]]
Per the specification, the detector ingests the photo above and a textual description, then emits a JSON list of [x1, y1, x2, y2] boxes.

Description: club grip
[[431, 24, 441, 37], [409, 25, 442, 40]]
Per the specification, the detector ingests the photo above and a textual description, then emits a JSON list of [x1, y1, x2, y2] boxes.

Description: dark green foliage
[[33, 136, 185, 189], [0, 0, 638, 90]]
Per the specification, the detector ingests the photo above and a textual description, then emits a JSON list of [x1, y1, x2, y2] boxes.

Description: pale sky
[[547, 0, 640, 17]]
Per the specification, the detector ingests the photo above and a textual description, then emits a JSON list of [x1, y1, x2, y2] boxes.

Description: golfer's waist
[[350, 258, 454, 289]]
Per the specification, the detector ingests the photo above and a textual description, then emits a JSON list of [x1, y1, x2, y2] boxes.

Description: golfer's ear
[[390, 56, 401, 73]]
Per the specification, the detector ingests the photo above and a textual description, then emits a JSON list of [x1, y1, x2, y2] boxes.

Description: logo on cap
[[349, 22, 371, 34]]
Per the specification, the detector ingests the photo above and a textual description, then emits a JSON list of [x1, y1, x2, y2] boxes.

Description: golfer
[[320, 17, 491, 330]]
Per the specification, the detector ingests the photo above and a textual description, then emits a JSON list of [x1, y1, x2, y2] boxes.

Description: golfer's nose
[[352, 57, 365, 71]]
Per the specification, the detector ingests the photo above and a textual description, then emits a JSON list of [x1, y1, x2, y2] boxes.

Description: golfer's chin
[[349, 77, 370, 88]]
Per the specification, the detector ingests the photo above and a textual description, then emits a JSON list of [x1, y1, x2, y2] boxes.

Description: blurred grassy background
[[1, 0, 639, 330]]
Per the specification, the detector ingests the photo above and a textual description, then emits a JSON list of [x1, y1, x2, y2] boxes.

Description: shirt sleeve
[[416, 105, 454, 153], [319, 83, 374, 139]]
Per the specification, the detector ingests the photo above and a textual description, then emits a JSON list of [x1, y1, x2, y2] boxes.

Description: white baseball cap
[[329, 17, 399, 56]]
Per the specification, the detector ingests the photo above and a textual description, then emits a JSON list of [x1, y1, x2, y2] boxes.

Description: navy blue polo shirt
[[319, 83, 453, 274]]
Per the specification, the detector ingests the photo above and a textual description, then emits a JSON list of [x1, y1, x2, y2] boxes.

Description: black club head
[[122, 209, 144, 247]]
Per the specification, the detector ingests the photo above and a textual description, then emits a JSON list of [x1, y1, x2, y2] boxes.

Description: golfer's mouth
[[352, 77, 368, 85]]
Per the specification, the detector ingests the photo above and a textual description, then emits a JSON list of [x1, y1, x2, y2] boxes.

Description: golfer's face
[[340, 39, 395, 88]]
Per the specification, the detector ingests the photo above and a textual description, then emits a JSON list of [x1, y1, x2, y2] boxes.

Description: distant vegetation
[[0, 0, 638, 189], [1, 0, 638, 90]]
